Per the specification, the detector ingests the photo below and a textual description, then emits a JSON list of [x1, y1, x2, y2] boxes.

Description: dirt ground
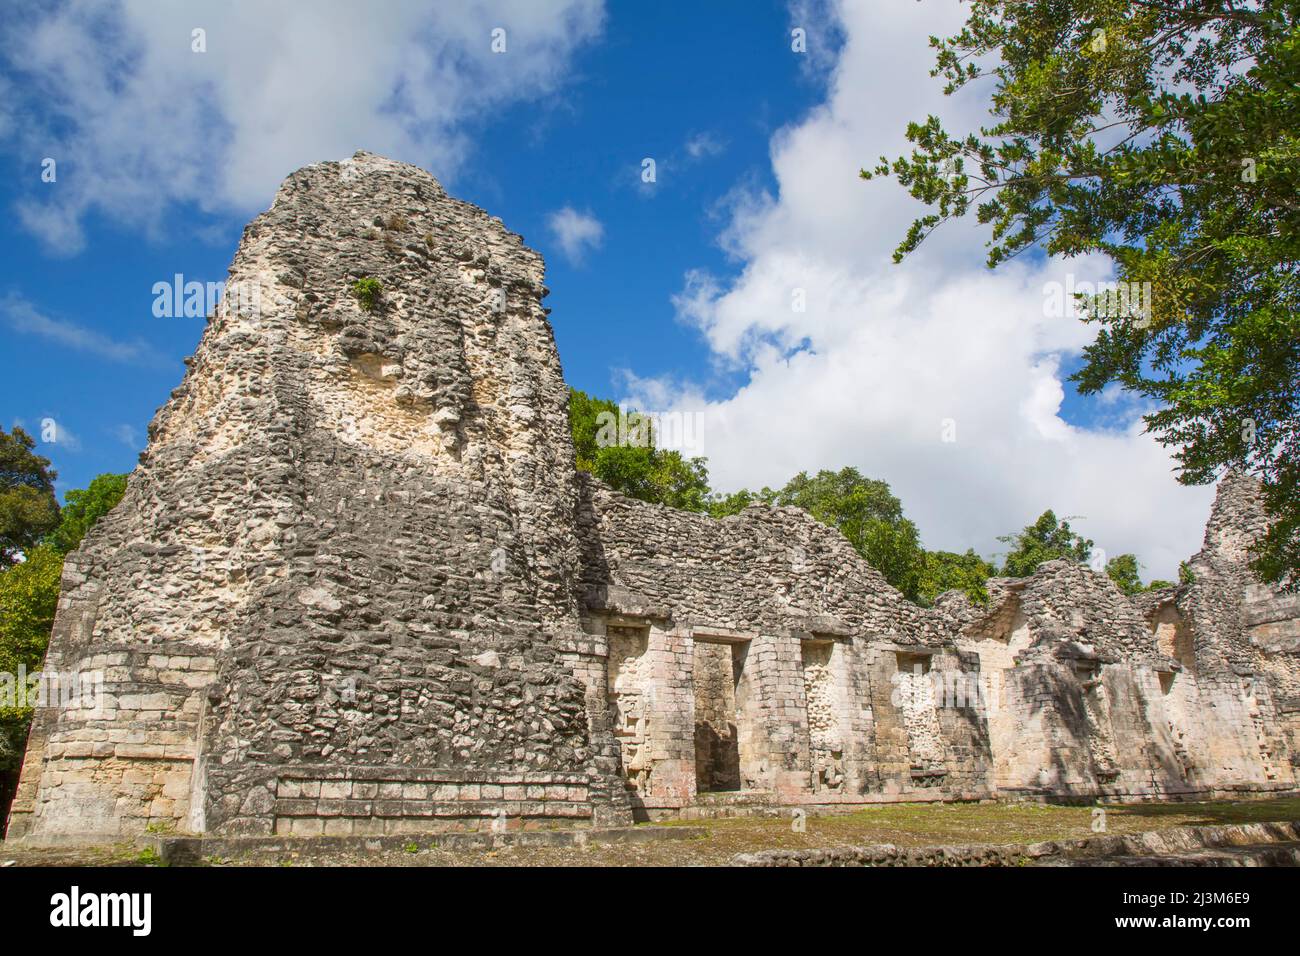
[[5, 797, 1300, 867]]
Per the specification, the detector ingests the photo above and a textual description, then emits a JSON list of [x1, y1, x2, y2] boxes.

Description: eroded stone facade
[[579, 461, 1300, 815], [8, 154, 1299, 840]]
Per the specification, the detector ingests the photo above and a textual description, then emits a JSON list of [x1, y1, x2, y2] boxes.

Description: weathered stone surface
[[7, 152, 630, 838], [731, 820, 1300, 867], [582, 471, 1300, 810], [7, 153, 1299, 841]]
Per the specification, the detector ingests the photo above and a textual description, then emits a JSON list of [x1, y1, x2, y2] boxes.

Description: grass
[[5, 797, 1297, 868], [134, 847, 164, 866]]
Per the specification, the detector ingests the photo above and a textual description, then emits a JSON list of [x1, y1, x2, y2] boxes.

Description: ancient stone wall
[[8, 153, 1298, 840], [577, 478, 993, 808], [579, 469, 1299, 813], [1166, 473, 1300, 790], [9, 153, 633, 840]]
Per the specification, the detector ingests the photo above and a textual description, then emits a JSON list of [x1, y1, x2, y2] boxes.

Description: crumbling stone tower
[[8, 152, 632, 838]]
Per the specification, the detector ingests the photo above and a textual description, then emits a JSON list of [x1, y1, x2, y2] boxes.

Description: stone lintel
[[787, 614, 852, 639], [584, 586, 672, 622], [690, 626, 758, 644], [874, 641, 942, 657]]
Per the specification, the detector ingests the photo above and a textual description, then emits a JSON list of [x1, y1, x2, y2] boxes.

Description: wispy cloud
[[684, 131, 725, 161], [546, 206, 604, 265], [48, 418, 82, 452], [10, 415, 81, 453], [110, 423, 141, 449], [0, 292, 168, 366], [623, 131, 727, 198]]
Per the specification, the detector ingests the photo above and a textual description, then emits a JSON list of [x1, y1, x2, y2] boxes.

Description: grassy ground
[[5, 797, 1300, 867]]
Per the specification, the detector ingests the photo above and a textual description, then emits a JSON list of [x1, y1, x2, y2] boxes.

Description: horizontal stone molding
[[273, 766, 595, 785], [275, 798, 592, 819]]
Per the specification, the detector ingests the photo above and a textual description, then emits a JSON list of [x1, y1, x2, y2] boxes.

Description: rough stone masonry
[[7, 153, 1300, 841]]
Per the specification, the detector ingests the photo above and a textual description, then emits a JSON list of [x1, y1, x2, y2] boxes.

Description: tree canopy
[[863, 0, 1300, 588], [0, 472, 127, 813], [44, 473, 128, 555], [1105, 552, 1174, 594], [568, 388, 713, 512], [998, 509, 1094, 577], [0, 426, 59, 569], [920, 549, 999, 605]]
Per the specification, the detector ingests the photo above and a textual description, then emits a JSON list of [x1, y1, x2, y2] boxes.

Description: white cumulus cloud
[[620, 0, 1213, 580], [1, 0, 605, 253]]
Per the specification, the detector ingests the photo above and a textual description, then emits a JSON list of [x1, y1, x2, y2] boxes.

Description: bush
[[0, 544, 64, 808], [44, 473, 127, 554], [350, 277, 383, 312]]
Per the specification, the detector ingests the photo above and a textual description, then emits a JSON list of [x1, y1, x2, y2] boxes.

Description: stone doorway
[[693, 640, 743, 793], [1149, 603, 1199, 784]]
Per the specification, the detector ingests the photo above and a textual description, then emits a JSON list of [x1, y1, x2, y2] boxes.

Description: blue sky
[[0, 1, 1214, 577], [1, 1, 822, 492]]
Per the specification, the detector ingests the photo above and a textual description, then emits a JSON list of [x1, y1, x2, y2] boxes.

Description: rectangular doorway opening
[[693, 640, 743, 793]]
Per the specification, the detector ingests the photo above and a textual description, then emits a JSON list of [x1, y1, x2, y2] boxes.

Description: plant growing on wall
[[350, 277, 383, 313]]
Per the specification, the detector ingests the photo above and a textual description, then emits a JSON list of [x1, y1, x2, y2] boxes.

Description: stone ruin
[[7, 152, 1299, 841]]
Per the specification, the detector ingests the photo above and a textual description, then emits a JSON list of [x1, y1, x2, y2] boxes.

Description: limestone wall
[[578, 470, 1299, 812], [9, 153, 633, 840], [577, 478, 992, 807]]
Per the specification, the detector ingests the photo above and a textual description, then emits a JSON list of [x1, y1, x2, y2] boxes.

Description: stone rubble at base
[[6, 153, 1299, 841]]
